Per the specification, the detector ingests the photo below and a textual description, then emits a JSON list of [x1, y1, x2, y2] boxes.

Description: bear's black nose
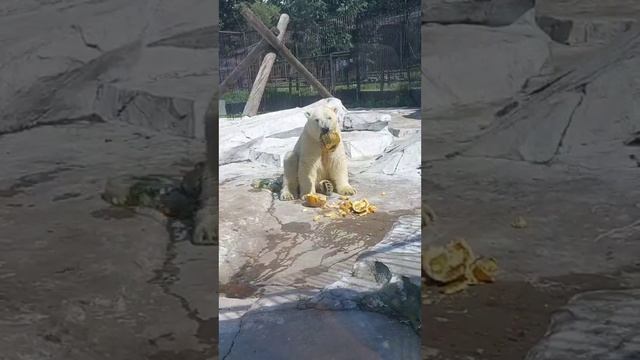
[[321, 127, 330, 134]]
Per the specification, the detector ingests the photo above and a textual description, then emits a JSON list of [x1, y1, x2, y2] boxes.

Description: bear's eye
[[315, 119, 319, 123]]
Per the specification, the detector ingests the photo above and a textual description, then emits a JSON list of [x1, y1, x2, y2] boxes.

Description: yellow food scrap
[[442, 278, 470, 295], [304, 193, 327, 208], [423, 244, 467, 283], [351, 199, 370, 214], [423, 238, 498, 295], [471, 257, 498, 283], [313, 215, 323, 222], [320, 131, 341, 151], [308, 197, 377, 220], [338, 200, 353, 213], [511, 216, 528, 229], [450, 239, 474, 263]]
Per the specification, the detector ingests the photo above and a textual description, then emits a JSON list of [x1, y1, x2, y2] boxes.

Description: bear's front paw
[[280, 190, 295, 201], [193, 206, 218, 246], [336, 184, 356, 196]]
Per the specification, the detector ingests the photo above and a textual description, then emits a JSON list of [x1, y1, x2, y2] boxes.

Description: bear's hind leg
[[280, 151, 299, 201]]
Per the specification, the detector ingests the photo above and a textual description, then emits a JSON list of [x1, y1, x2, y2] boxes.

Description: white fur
[[280, 104, 356, 200]]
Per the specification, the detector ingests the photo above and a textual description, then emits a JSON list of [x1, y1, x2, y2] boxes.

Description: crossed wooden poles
[[220, 3, 332, 116]]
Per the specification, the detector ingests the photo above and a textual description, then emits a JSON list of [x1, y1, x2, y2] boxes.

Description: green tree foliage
[[221, 1, 282, 31], [276, 0, 366, 55], [220, 0, 419, 54]]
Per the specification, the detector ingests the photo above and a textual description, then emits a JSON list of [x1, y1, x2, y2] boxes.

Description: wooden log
[[243, 14, 290, 116], [219, 27, 279, 95], [239, 3, 332, 98]]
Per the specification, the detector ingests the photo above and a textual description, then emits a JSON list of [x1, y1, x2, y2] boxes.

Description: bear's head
[[304, 105, 340, 141]]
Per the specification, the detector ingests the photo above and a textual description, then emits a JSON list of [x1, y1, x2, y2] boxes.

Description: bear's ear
[[329, 106, 338, 114], [304, 111, 312, 119]]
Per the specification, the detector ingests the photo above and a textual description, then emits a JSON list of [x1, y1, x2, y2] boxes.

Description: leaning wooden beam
[[243, 14, 290, 116], [219, 26, 280, 95], [239, 3, 332, 98]]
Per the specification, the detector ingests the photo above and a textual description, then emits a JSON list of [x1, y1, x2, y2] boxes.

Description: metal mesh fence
[[220, 4, 421, 115]]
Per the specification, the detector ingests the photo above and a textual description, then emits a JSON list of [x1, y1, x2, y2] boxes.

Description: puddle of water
[[221, 210, 416, 298], [220, 281, 259, 299]]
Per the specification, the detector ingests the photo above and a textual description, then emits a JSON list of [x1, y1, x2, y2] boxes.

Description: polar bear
[[192, 89, 218, 245], [280, 104, 356, 201]]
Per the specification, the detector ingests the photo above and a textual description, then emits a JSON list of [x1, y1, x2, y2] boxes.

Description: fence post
[[354, 14, 361, 107], [243, 14, 290, 116], [329, 52, 336, 92]]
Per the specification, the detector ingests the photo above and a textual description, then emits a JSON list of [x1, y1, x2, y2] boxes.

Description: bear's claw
[[193, 206, 218, 245], [280, 190, 295, 201], [337, 184, 356, 196]]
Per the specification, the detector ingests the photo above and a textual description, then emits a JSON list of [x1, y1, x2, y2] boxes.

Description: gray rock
[[353, 216, 421, 287], [343, 128, 394, 160], [248, 137, 298, 168], [423, 0, 534, 26], [343, 111, 391, 132], [388, 118, 421, 138], [536, 0, 640, 46], [93, 46, 217, 138], [526, 289, 640, 360], [0, 0, 217, 134], [364, 134, 421, 177], [464, 24, 640, 168], [422, 9, 551, 112]]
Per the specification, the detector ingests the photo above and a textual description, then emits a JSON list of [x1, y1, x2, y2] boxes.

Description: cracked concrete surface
[[0, 0, 217, 138], [0, 122, 216, 359], [0, 1, 218, 358]]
